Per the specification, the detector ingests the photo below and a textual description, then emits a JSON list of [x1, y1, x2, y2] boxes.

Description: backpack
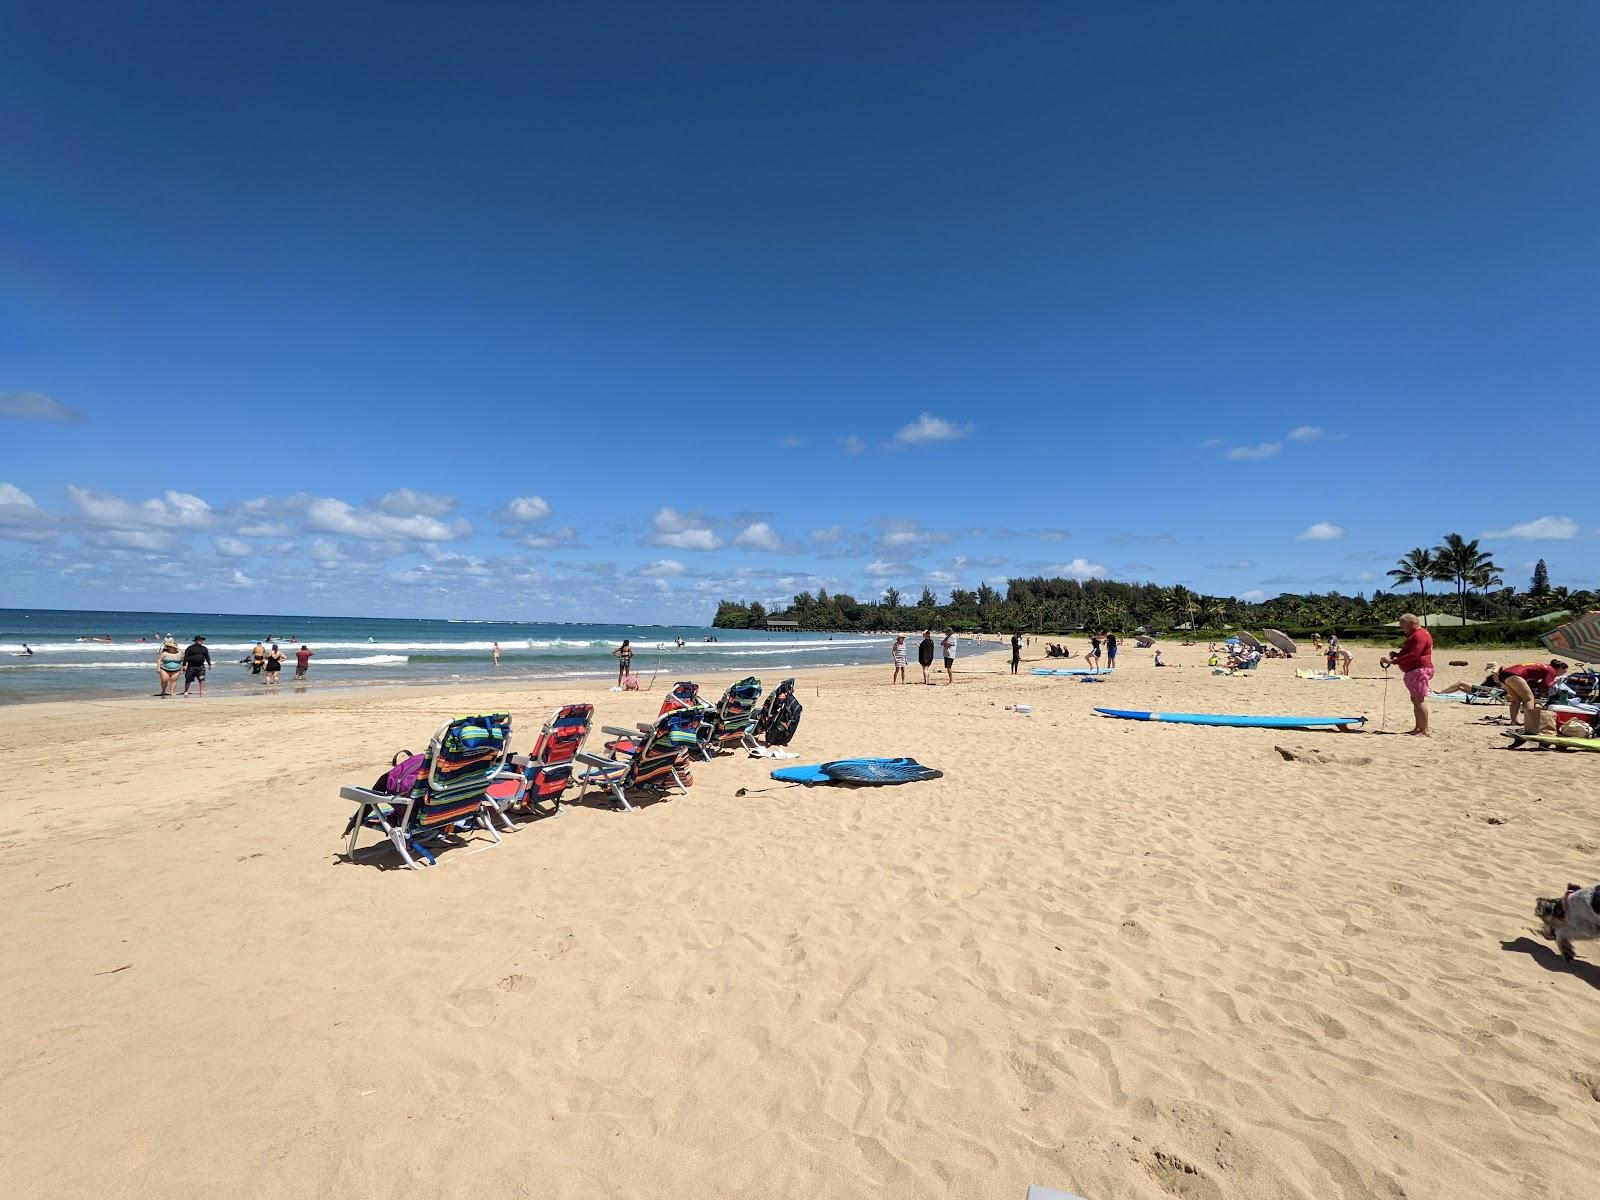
[[373, 750, 426, 796], [764, 694, 802, 745]]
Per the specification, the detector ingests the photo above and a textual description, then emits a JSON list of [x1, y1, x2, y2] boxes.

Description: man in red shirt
[[1380, 613, 1434, 735], [294, 644, 314, 680], [1496, 659, 1568, 725]]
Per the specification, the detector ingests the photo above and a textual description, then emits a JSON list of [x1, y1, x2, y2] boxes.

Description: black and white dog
[[1535, 883, 1600, 963]]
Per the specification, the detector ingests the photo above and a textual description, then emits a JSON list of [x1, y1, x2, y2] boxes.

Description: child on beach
[[891, 634, 907, 683]]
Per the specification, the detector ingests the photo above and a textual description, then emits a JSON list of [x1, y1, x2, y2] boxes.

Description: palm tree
[[1470, 565, 1504, 619], [1433, 533, 1498, 623], [1387, 547, 1437, 609]]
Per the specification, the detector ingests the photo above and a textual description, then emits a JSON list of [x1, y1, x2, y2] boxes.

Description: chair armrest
[[576, 751, 625, 770], [341, 786, 389, 805], [600, 725, 637, 738], [508, 753, 531, 769]]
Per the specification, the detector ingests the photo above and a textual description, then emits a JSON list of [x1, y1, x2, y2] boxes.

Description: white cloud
[[1226, 442, 1282, 461], [1239, 589, 1266, 602], [68, 485, 215, 530], [810, 525, 844, 544], [864, 559, 915, 579], [893, 412, 974, 446], [1047, 557, 1108, 581], [513, 526, 578, 550], [1207, 559, 1255, 570], [650, 506, 722, 551], [0, 482, 55, 542], [735, 522, 785, 551], [309, 538, 343, 563], [497, 495, 552, 523], [0, 391, 82, 422], [376, 489, 456, 517], [1287, 425, 1325, 442], [213, 537, 251, 557], [1296, 522, 1345, 542], [640, 559, 687, 577], [1480, 515, 1579, 541], [301, 496, 460, 541], [838, 434, 865, 455], [875, 518, 952, 548]]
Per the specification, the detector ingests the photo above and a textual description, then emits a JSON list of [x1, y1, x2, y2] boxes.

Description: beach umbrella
[[1264, 628, 1297, 656], [1539, 610, 1600, 664], [1237, 631, 1264, 650]]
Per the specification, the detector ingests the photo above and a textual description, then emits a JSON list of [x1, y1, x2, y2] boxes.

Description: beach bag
[[374, 750, 426, 795], [764, 694, 803, 746], [1523, 707, 1557, 736]]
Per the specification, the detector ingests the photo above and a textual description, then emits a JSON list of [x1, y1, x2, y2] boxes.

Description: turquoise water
[[0, 608, 980, 704]]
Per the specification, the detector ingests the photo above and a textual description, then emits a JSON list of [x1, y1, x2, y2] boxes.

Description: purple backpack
[[373, 751, 427, 796]]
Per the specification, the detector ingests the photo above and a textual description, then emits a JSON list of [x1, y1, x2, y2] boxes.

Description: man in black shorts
[[181, 635, 211, 697]]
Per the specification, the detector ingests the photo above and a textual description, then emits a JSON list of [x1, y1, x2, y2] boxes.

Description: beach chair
[[340, 713, 511, 868], [575, 709, 702, 811], [659, 681, 702, 714], [703, 676, 763, 754], [487, 703, 593, 821], [753, 677, 802, 747]]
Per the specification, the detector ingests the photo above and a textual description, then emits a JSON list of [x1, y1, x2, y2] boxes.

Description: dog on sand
[[1535, 883, 1600, 962]]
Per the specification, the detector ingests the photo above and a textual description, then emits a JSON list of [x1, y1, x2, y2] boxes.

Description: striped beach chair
[[487, 703, 593, 821], [340, 713, 511, 868], [576, 709, 701, 811], [704, 676, 762, 754]]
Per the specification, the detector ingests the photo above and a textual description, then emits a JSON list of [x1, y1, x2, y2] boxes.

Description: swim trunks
[[1403, 666, 1434, 702]]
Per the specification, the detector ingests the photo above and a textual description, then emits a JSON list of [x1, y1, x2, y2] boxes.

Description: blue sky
[[3, 1, 1597, 620]]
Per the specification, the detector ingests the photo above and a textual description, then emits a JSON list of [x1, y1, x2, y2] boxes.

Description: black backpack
[[755, 677, 803, 746]]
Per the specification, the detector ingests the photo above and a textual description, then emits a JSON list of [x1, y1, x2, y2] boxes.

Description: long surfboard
[[1501, 730, 1600, 752], [1031, 667, 1114, 676], [1094, 707, 1364, 729]]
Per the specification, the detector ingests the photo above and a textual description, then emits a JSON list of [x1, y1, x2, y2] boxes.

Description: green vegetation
[[711, 532, 1593, 648]]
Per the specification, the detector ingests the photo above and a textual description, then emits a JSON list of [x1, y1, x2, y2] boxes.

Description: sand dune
[[2, 641, 1597, 1198]]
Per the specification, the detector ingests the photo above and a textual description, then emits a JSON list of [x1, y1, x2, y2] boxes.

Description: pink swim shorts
[[1403, 666, 1434, 702]]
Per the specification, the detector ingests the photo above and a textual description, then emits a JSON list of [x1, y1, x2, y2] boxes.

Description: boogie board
[[1094, 707, 1364, 729], [1501, 731, 1600, 752], [1031, 668, 1113, 677], [771, 757, 943, 785]]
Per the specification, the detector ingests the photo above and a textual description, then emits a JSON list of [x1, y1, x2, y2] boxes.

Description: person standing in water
[[181, 636, 210, 696], [294, 644, 313, 680], [614, 638, 634, 686], [917, 630, 935, 685], [264, 643, 285, 687], [155, 637, 183, 697], [492, 642, 501, 668]]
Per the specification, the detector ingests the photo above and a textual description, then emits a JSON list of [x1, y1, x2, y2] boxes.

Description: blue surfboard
[[1031, 668, 1114, 676], [771, 757, 943, 785], [1094, 707, 1364, 729]]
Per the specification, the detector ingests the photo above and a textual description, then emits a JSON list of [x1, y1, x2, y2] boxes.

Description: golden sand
[[2, 641, 1597, 1198]]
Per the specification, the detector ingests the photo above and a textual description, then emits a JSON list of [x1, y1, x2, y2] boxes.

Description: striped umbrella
[[1539, 610, 1600, 664], [1237, 631, 1264, 649], [1264, 628, 1298, 655]]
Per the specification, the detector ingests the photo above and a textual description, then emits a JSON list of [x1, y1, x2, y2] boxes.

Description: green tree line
[[712, 544, 1592, 638]]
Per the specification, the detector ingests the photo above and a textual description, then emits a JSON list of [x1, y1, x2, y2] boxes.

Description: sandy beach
[[2, 639, 1597, 1199]]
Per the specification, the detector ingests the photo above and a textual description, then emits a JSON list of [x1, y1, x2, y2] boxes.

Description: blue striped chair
[[341, 713, 512, 868]]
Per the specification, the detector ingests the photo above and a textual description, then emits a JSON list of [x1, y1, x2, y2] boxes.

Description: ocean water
[[0, 608, 986, 705]]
